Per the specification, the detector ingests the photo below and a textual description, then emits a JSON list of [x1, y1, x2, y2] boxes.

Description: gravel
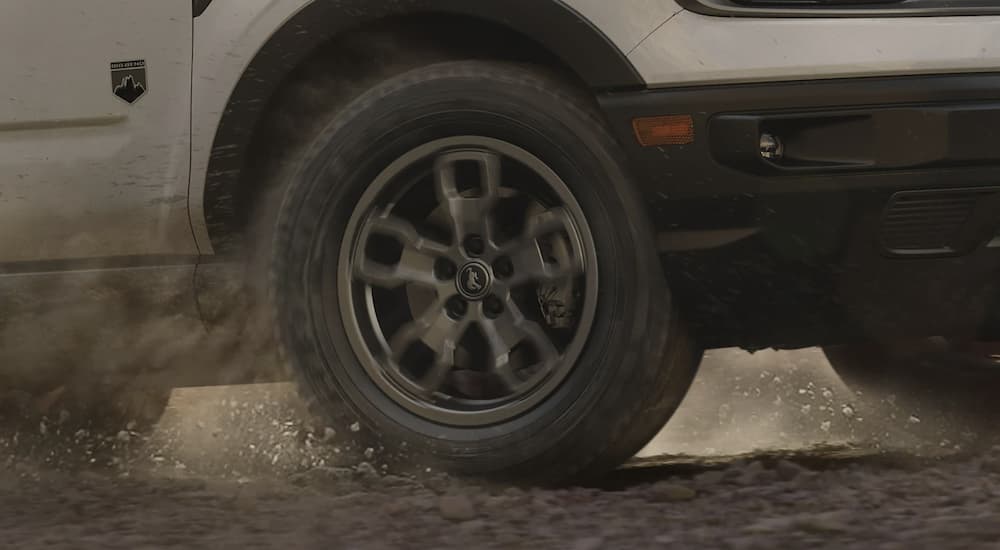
[[2, 447, 1000, 549], [2, 350, 999, 549]]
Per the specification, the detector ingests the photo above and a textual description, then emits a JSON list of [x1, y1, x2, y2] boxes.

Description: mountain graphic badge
[[111, 60, 147, 104]]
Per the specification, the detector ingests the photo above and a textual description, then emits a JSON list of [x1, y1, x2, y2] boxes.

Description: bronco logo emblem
[[457, 262, 491, 300], [466, 269, 483, 292]]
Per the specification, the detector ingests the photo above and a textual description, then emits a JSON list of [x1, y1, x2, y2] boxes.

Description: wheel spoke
[[420, 347, 458, 395], [367, 214, 451, 256], [523, 207, 576, 242], [480, 295, 560, 392], [390, 305, 458, 359], [482, 318, 523, 393], [389, 304, 466, 395], [502, 207, 584, 285], [433, 150, 502, 243], [354, 255, 438, 289], [397, 248, 437, 280], [353, 213, 449, 289], [520, 319, 559, 364], [482, 313, 520, 364]]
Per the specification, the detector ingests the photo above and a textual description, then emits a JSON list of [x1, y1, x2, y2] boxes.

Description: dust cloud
[[0, 342, 877, 480], [0, 279, 981, 484]]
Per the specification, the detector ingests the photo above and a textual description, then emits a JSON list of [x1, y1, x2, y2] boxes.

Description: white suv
[[2, 0, 999, 482]]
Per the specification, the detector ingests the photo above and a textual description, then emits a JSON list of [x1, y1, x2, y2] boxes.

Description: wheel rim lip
[[333, 136, 599, 427]]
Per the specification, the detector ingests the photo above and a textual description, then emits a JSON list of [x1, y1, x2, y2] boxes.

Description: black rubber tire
[[271, 61, 700, 483], [824, 345, 1000, 448]]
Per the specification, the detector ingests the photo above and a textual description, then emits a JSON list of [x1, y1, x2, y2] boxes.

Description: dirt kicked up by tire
[[271, 61, 701, 483]]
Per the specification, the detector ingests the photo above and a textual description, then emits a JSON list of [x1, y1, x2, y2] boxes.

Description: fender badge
[[111, 60, 147, 104]]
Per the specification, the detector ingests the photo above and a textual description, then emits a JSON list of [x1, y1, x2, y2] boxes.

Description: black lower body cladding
[[598, 74, 1000, 349]]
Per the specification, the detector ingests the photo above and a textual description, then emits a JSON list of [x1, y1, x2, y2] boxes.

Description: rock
[[289, 466, 355, 487], [422, 474, 457, 495], [233, 492, 259, 512], [355, 462, 378, 479], [321, 427, 337, 443], [649, 483, 697, 502], [328, 467, 355, 480], [745, 516, 796, 534], [980, 457, 1000, 474], [749, 468, 779, 484], [694, 470, 725, 485], [726, 460, 769, 485], [458, 519, 487, 534], [532, 493, 559, 509], [380, 475, 416, 488], [775, 460, 806, 481], [723, 466, 743, 481], [438, 494, 477, 522], [481, 495, 512, 510], [349, 422, 361, 433], [795, 512, 850, 534], [748, 512, 850, 535], [502, 487, 526, 498], [572, 537, 604, 550]]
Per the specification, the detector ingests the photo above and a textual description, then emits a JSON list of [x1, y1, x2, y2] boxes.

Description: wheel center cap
[[456, 261, 492, 301]]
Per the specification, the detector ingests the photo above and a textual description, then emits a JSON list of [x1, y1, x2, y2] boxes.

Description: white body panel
[[632, 12, 1000, 87], [0, 1, 995, 259], [186, 0, 679, 254], [0, 1, 195, 262], [189, 0, 312, 254], [187, 0, 1000, 253], [561, 0, 684, 55]]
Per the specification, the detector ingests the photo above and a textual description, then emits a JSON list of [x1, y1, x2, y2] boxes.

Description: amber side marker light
[[632, 115, 695, 146]]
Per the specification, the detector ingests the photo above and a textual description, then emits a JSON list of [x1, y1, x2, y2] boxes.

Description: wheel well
[[208, 13, 635, 256]]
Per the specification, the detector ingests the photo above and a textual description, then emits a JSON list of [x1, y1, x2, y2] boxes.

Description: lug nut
[[464, 235, 485, 256], [434, 258, 457, 281], [493, 257, 514, 279], [446, 296, 468, 319], [483, 295, 504, 319]]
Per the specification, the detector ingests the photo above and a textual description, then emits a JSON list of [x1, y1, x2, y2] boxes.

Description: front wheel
[[271, 61, 700, 482]]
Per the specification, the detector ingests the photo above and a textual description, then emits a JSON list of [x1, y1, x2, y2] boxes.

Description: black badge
[[111, 60, 147, 104]]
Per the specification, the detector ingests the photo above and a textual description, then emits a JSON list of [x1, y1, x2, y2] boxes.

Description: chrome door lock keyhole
[[759, 133, 784, 161]]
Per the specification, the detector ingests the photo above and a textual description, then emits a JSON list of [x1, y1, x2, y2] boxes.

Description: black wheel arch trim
[[201, 0, 643, 253], [677, 0, 1000, 18]]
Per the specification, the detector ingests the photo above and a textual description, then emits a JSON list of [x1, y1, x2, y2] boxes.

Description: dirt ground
[[3, 349, 999, 549]]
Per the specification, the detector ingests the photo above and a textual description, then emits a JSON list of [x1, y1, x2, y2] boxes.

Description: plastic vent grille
[[880, 188, 997, 256]]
